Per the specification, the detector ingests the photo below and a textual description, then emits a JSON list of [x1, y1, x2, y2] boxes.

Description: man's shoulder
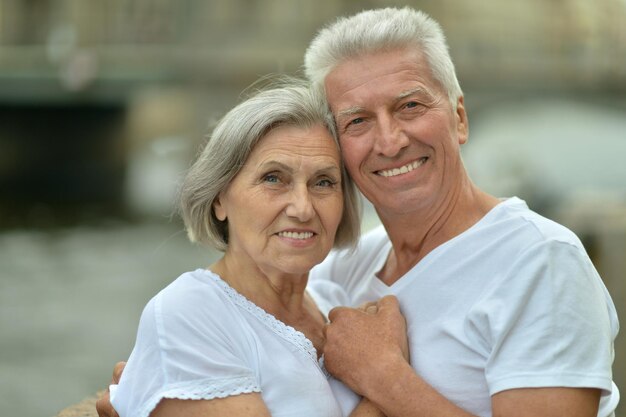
[[498, 198, 582, 247], [311, 225, 389, 284], [335, 224, 389, 262], [357, 224, 390, 251]]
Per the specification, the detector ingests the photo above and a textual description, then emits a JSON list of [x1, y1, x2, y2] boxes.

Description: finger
[[327, 306, 351, 322], [377, 294, 400, 311], [356, 301, 377, 312], [95, 391, 117, 417], [322, 321, 331, 337], [365, 304, 378, 314], [112, 361, 126, 384]]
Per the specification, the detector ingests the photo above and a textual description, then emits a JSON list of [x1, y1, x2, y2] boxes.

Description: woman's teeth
[[278, 231, 313, 239]]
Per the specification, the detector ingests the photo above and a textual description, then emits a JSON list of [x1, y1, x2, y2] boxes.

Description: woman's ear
[[213, 194, 227, 221]]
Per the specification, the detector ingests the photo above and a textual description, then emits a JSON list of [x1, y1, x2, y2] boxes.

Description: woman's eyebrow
[[259, 160, 293, 173], [259, 161, 340, 175], [315, 165, 341, 175]]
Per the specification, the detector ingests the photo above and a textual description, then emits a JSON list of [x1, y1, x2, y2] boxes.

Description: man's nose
[[373, 116, 409, 157]]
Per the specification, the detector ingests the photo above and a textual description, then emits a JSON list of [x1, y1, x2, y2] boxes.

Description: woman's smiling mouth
[[277, 231, 315, 240]]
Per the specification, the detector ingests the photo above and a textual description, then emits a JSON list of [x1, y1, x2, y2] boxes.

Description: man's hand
[[95, 362, 126, 417], [323, 295, 409, 396]]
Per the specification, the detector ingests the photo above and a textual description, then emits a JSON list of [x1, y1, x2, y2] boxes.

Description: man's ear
[[213, 194, 227, 221], [456, 96, 469, 145]]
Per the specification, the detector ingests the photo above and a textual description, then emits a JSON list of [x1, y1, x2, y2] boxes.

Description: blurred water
[[0, 221, 218, 417]]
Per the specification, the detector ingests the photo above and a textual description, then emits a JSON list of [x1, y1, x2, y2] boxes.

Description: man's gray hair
[[179, 78, 361, 252], [304, 7, 463, 106]]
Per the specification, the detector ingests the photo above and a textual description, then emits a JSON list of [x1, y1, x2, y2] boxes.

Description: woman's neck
[[210, 254, 309, 314], [210, 254, 327, 357]]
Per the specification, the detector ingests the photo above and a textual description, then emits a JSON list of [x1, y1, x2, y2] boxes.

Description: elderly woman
[[107, 81, 386, 417]]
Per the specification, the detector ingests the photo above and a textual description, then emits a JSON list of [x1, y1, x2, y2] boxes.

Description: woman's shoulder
[[152, 269, 246, 332], [159, 269, 227, 303]]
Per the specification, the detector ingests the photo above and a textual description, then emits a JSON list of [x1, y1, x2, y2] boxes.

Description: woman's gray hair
[[304, 7, 463, 106], [179, 78, 361, 252]]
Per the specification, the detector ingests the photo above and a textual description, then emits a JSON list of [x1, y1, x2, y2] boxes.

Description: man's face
[[324, 48, 468, 218]]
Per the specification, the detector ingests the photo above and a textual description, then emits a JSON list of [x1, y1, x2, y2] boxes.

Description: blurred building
[[1, 0, 624, 222]]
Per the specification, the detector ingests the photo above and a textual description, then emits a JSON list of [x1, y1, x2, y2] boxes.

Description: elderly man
[[304, 6, 619, 417], [98, 7, 619, 417]]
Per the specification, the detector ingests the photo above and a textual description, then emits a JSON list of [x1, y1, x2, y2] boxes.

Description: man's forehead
[[323, 49, 434, 97]]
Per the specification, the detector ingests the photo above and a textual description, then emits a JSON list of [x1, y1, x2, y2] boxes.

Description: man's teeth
[[278, 231, 314, 239], [378, 158, 425, 178]]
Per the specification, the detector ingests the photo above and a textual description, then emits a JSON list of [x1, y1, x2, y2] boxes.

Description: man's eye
[[404, 101, 418, 109], [349, 117, 364, 126]]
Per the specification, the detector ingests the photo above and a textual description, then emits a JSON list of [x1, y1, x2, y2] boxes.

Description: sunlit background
[[0, 1, 624, 416]]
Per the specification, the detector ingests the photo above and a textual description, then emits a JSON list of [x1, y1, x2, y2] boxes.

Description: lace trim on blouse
[[138, 375, 260, 417], [201, 269, 321, 367]]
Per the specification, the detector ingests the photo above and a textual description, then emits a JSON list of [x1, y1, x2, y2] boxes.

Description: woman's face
[[213, 124, 344, 277]]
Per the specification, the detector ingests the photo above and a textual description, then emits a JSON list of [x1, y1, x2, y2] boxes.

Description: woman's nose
[[285, 185, 315, 221]]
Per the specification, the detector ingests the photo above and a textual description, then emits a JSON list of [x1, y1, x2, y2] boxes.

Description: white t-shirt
[[309, 197, 620, 417], [111, 269, 344, 417]]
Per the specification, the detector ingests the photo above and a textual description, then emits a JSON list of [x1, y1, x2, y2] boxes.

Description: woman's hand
[[95, 362, 126, 417]]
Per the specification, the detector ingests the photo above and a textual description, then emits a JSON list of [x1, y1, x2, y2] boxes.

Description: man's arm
[[323, 296, 601, 417]]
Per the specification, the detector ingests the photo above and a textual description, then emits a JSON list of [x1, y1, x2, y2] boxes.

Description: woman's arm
[[151, 393, 271, 417], [350, 398, 386, 417]]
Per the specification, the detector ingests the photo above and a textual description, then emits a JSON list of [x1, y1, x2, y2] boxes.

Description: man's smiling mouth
[[376, 157, 427, 178]]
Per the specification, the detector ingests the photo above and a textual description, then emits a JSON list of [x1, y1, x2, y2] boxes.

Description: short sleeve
[[309, 225, 390, 308], [307, 277, 352, 317], [111, 277, 261, 417], [467, 240, 618, 397]]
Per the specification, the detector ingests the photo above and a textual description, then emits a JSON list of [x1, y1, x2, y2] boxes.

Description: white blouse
[[111, 269, 345, 417]]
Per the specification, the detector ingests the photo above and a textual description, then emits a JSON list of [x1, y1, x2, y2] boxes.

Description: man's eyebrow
[[336, 88, 435, 119], [336, 106, 365, 119], [395, 86, 432, 100]]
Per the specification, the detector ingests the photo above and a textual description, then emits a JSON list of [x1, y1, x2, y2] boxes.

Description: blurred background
[[0, 0, 624, 416]]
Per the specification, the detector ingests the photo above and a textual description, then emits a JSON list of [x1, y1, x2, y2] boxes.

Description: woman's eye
[[263, 174, 280, 184], [316, 178, 336, 188]]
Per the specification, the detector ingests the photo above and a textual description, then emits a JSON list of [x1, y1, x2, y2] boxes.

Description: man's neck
[[376, 183, 499, 285]]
